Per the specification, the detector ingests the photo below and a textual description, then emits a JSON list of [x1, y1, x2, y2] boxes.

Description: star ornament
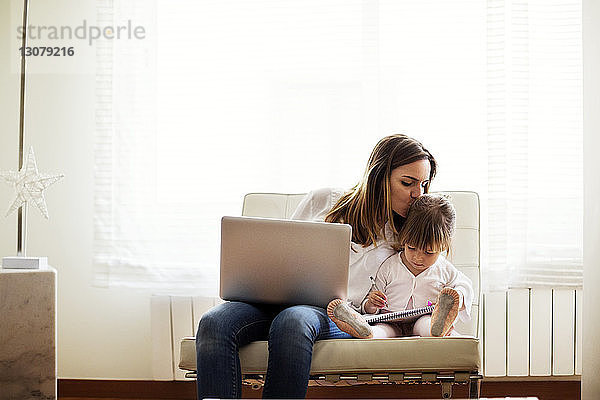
[[0, 147, 64, 219]]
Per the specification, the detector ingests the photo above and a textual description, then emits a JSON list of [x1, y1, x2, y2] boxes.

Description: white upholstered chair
[[179, 191, 482, 399]]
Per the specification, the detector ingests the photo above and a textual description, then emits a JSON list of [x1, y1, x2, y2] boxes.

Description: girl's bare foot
[[327, 299, 373, 339], [430, 288, 460, 337]]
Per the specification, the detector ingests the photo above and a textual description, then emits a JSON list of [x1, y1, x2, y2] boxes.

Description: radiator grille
[[151, 288, 582, 380], [483, 288, 582, 377]]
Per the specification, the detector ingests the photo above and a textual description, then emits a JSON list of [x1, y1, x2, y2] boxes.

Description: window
[[94, 0, 582, 293]]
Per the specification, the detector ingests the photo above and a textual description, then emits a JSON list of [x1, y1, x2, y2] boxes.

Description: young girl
[[328, 193, 474, 339]]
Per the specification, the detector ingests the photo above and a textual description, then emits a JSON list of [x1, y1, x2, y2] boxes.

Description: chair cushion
[[180, 336, 481, 374]]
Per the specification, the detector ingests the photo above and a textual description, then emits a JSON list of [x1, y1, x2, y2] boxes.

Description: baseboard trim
[[58, 378, 581, 400], [58, 379, 196, 399]]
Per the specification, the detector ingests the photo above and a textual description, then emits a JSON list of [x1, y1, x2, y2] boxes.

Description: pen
[[369, 276, 388, 308], [369, 275, 379, 291]]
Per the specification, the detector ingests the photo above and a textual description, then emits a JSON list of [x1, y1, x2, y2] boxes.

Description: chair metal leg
[[441, 381, 453, 398], [468, 377, 481, 399]]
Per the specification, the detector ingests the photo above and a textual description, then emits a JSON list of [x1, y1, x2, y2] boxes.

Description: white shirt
[[372, 252, 474, 322], [291, 188, 397, 310]]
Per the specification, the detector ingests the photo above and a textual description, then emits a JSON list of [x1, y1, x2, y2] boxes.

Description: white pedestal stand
[[0, 265, 57, 400]]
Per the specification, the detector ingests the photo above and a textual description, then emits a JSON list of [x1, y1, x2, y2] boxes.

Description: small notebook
[[364, 305, 435, 324]]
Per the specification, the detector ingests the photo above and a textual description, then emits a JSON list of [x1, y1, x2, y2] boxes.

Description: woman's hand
[[365, 290, 388, 314]]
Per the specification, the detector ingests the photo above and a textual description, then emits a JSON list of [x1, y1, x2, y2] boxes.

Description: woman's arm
[[290, 188, 341, 221], [290, 191, 314, 221]]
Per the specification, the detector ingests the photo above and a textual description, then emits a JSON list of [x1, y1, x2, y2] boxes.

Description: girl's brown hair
[[325, 134, 437, 247], [396, 193, 456, 253]]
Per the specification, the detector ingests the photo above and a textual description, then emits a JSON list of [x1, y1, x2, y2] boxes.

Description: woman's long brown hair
[[325, 134, 437, 247]]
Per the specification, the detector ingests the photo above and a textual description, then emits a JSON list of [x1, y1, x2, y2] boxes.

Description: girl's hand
[[365, 290, 388, 314]]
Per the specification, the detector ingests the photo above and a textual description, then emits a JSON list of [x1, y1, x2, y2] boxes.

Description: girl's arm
[[445, 266, 475, 322], [361, 259, 391, 314], [364, 290, 387, 314]]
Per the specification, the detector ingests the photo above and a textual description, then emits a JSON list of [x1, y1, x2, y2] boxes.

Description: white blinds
[[93, 0, 582, 293], [485, 0, 582, 288]]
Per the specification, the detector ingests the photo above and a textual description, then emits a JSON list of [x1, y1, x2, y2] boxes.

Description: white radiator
[[483, 288, 583, 377], [151, 289, 583, 380], [150, 295, 222, 380]]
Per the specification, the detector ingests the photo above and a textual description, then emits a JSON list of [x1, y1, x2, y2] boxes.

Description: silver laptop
[[220, 216, 351, 308]]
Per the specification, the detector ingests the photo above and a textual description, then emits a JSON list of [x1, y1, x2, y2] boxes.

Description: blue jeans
[[196, 301, 352, 399]]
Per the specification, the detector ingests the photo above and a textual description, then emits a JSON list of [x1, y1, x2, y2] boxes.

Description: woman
[[196, 134, 437, 399]]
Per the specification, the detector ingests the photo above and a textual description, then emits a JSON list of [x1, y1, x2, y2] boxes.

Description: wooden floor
[[58, 379, 581, 400]]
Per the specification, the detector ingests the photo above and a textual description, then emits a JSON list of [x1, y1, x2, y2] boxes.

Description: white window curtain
[[485, 0, 583, 289], [94, 0, 582, 294]]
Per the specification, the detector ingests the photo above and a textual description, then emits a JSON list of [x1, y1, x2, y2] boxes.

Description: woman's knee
[[197, 301, 275, 348], [197, 302, 250, 340], [197, 304, 230, 343], [269, 305, 323, 338]]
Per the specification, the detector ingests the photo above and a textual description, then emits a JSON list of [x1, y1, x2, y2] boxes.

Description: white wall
[[583, 0, 600, 398], [0, 0, 156, 379], [1, 0, 596, 383]]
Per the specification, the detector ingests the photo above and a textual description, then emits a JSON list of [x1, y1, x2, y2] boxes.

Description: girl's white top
[[372, 251, 474, 322], [291, 187, 396, 311]]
